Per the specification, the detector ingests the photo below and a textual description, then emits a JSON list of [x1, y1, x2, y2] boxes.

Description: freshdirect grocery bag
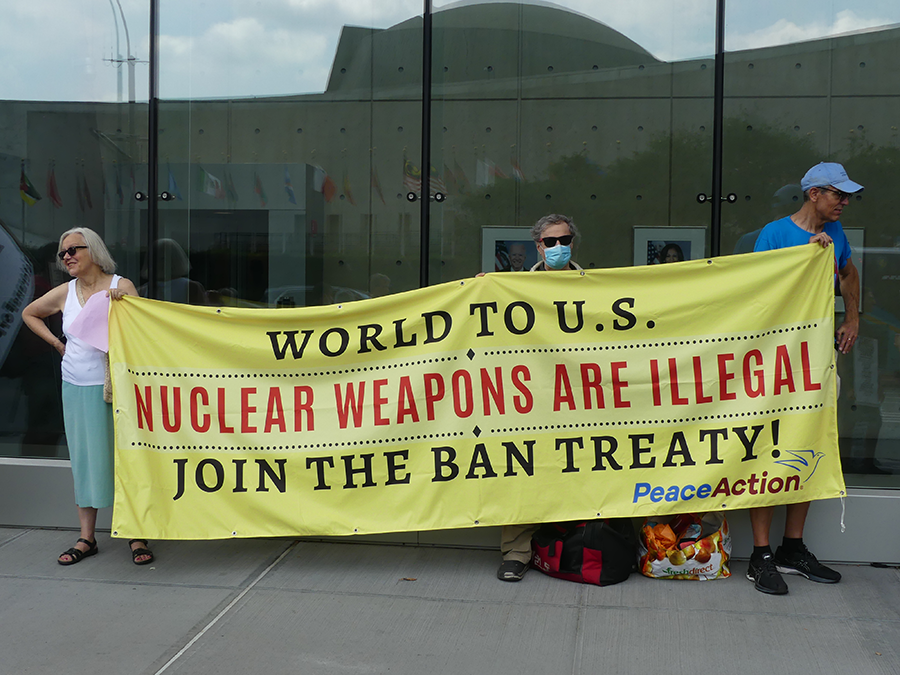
[[639, 512, 731, 580]]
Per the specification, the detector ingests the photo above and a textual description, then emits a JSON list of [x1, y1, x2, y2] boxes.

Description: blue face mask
[[544, 244, 571, 270]]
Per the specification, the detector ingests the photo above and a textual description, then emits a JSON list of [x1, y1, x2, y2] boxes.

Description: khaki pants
[[500, 524, 538, 563]]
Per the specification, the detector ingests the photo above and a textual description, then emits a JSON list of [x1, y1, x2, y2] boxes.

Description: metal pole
[[418, 0, 433, 288], [107, 0, 123, 102], [146, 0, 160, 298], [114, 0, 135, 103], [710, 0, 726, 257]]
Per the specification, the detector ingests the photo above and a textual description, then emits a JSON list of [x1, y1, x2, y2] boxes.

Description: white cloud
[[0, 0, 151, 102], [280, 0, 422, 26], [727, 10, 893, 51], [159, 17, 332, 98], [156, 2, 424, 98], [2, 0, 899, 102]]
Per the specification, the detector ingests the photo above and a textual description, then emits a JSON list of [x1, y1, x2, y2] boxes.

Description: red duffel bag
[[531, 519, 637, 586]]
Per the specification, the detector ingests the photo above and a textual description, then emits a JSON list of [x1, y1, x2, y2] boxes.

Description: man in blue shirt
[[748, 162, 862, 594]]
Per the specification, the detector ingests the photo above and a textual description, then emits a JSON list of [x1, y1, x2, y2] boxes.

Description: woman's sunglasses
[[540, 235, 573, 247], [57, 245, 88, 260]]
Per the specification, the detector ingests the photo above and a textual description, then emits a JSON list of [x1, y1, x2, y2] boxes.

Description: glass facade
[[1, 0, 898, 490]]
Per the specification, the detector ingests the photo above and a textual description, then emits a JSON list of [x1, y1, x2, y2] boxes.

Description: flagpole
[[418, 0, 433, 288], [107, 0, 123, 102], [113, 0, 136, 103]]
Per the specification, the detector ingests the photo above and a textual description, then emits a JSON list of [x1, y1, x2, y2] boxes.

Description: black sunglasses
[[818, 186, 851, 201], [57, 245, 88, 260], [540, 235, 573, 247]]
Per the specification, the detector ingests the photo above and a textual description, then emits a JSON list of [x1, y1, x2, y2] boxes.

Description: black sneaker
[[497, 559, 529, 582], [747, 553, 788, 595], [775, 544, 841, 583]]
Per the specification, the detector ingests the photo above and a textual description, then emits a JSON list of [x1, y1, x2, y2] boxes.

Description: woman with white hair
[[22, 227, 153, 566]]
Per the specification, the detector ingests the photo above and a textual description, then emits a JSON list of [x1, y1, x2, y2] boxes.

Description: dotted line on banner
[[132, 431, 466, 452], [125, 324, 819, 377], [129, 401, 824, 452], [483, 324, 819, 356], [487, 403, 824, 434], [126, 355, 458, 379]]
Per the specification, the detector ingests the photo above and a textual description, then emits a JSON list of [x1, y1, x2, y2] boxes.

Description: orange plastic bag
[[639, 512, 731, 580]]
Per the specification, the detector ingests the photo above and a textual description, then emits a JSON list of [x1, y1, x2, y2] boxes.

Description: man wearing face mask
[[528, 214, 581, 272], [497, 213, 581, 582]]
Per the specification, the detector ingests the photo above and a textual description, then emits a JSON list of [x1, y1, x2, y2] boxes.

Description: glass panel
[[0, 1, 149, 459], [157, 1, 423, 307], [723, 1, 900, 487], [429, 0, 718, 282]]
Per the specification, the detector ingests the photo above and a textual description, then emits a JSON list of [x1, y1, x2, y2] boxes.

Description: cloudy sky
[[1, 0, 897, 102]]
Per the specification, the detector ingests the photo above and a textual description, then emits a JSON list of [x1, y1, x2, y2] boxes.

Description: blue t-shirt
[[754, 215, 851, 283]]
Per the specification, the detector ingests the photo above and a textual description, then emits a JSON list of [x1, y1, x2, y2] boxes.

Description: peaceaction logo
[[631, 420, 824, 506], [632, 471, 801, 506]]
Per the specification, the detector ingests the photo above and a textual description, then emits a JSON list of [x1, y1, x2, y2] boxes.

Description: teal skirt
[[62, 382, 115, 509]]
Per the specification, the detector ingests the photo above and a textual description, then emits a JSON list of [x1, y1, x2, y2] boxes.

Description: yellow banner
[[110, 245, 844, 540]]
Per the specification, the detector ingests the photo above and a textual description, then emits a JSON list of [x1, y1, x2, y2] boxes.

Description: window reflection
[[0, 0, 897, 485], [0, 226, 65, 457], [721, 3, 900, 487]]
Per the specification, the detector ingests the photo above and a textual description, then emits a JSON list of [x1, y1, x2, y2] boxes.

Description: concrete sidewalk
[[1, 527, 898, 675]]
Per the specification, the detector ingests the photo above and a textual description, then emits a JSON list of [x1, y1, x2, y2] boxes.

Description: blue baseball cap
[[800, 162, 863, 193]]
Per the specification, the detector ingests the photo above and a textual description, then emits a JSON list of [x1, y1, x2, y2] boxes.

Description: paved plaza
[[0, 527, 898, 675]]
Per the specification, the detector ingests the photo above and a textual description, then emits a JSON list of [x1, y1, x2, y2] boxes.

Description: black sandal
[[128, 539, 154, 565], [58, 538, 98, 566]]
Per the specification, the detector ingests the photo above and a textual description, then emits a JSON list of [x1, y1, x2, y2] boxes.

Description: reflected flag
[[342, 171, 356, 206], [443, 163, 458, 196], [495, 241, 510, 272], [429, 165, 446, 198], [475, 159, 494, 187], [167, 167, 183, 200], [47, 164, 63, 208], [403, 156, 421, 194], [19, 168, 41, 206], [371, 166, 386, 205], [511, 159, 525, 182], [476, 158, 508, 186], [312, 165, 326, 192], [254, 172, 267, 207], [225, 172, 238, 203], [198, 166, 225, 199], [312, 165, 337, 202], [284, 168, 297, 205], [323, 174, 337, 202]]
